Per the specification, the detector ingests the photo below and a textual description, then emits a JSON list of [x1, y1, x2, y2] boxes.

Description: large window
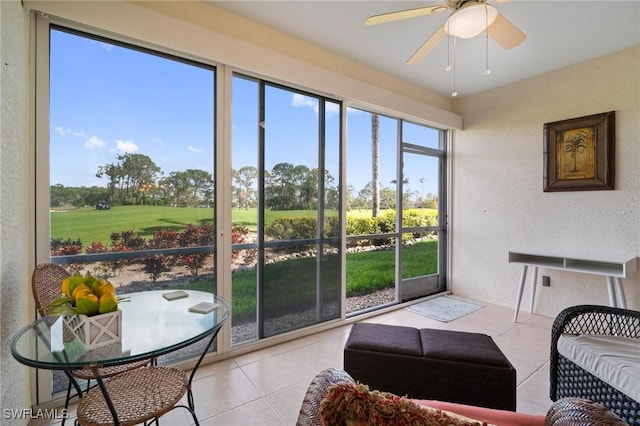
[[44, 26, 217, 394], [36, 15, 449, 404]]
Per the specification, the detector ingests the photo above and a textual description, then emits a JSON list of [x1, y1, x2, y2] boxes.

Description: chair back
[[32, 263, 70, 317]]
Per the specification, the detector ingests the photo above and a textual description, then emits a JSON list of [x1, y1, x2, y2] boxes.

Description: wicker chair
[[75, 365, 198, 426], [550, 304, 640, 425], [31, 263, 150, 419]]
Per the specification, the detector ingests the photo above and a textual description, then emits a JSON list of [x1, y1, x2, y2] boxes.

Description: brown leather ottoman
[[343, 322, 517, 410]]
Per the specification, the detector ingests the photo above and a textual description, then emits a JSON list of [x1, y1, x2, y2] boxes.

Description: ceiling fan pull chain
[[445, 20, 452, 71], [484, 4, 491, 76], [452, 36, 458, 97]]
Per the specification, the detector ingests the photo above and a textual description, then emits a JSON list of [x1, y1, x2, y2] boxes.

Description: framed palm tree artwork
[[543, 111, 615, 192]]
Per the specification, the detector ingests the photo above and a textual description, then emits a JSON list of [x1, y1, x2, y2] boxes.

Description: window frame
[[33, 10, 452, 405]]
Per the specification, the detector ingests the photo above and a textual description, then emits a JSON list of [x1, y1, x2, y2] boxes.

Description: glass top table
[[12, 290, 229, 370]]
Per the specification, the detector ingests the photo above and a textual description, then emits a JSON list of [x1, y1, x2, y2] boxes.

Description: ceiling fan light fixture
[[445, 3, 497, 39]]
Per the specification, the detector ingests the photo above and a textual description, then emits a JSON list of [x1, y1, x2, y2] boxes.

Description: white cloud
[[85, 136, 105, 150], [116, 140, 139, 153], [188, 145, 203, 153], [291, 93, 340, 116], [54, 127, 90, 138], [291, 93, 319, 113], [54, 127, 70, 136]]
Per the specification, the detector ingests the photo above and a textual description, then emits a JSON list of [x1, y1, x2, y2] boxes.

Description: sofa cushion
[[422, 400, 545, 426], [319, 381, 491, 426], [557, 334, 640, 401]]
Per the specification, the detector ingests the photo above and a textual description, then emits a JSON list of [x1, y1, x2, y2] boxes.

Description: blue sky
[[50, 28, 440, 198]]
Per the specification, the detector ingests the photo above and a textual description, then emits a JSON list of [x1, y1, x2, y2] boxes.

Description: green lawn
[[51, 206, 215, 245], [51, 205, 435, 248], [52, 206, 336, 246], [173, 239, 438, 322]]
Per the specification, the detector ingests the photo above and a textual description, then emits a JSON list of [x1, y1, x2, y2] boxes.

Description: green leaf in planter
[[48, 296, 78, 316]]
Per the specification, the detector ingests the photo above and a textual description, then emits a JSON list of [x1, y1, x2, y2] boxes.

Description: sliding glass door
[[231, 75, 341, 345]]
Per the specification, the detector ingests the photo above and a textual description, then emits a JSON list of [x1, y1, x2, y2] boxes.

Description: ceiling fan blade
[[365, 4, 448, 26], [487, 13, 526, 50], [407, 25, 447, 65]]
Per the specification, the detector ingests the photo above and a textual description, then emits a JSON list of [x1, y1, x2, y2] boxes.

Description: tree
[[95, 162, 121, 203], [184, 169, 214, 207], [294, 165, 316, 209], [324, 170, 339, 209], [380, 187, 396, 210], [266, 162, 297, 209], [233, 166, 257, 209], [371, 114, 380, 217], [163, 171, 192, 207], [97, 153, 161, 205], [356, 182, 373, 209], [119, 153, 162, 204], [345, 184, 356, 210]]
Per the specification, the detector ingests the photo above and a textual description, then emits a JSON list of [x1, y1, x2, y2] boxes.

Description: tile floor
[[32, 298, 554, 425]]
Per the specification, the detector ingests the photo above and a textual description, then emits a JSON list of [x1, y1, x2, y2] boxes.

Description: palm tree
[[563, 133, 588, 173], [371, 114, 380, 217]]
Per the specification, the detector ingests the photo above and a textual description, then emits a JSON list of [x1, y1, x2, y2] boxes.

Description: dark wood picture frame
[[543, 111, 615, 192]]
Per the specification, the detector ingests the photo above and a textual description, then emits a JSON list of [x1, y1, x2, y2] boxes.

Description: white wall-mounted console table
[[508, 249, 638, 322]]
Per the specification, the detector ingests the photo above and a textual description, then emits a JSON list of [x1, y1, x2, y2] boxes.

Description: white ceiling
[[210, 1, 640, 98]]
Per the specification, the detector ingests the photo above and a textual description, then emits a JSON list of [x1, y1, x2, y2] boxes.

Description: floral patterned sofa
[[297, 368, 629, 426]]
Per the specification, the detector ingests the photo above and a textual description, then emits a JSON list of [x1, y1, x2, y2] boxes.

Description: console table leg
[[529, 267, 538, 315], [614, 277, 627, 308], [513, 265, 528, 322], [606, 276, 617, 307]]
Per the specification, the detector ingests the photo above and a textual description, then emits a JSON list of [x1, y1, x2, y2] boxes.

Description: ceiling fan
[[365, 0, 526, 65]]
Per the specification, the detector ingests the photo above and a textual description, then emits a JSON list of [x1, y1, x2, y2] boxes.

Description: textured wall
[[0, 0, 33, 424], [451, 46, 640, 318]]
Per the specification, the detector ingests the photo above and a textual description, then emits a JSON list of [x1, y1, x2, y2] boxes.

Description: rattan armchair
[[75, 365, 197, 426], [31, 263, 150, 418], [550, 304, 640, 425]]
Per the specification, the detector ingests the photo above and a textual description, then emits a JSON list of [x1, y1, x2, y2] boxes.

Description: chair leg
[[172, 403, 200, 426], [64, 375, 83, 426], [62, 380, 73, 426]]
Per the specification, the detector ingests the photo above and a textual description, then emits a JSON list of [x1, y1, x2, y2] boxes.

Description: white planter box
[[63, 310, 122, 350]]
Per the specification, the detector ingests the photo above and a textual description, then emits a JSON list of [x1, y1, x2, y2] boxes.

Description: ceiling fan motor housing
[[446, 1, 498, 39]]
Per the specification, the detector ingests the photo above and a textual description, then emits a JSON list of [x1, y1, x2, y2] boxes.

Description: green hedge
[[266, 210, 437, 246]]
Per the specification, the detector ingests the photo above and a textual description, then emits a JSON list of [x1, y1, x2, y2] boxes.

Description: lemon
[[72, 284, 91, 300], [96, 282, 116, 298], [64, 274, 86, 298], [61, 277, 73, 297], [76, 293, 99, 315], [98, 293, 118, 314]]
